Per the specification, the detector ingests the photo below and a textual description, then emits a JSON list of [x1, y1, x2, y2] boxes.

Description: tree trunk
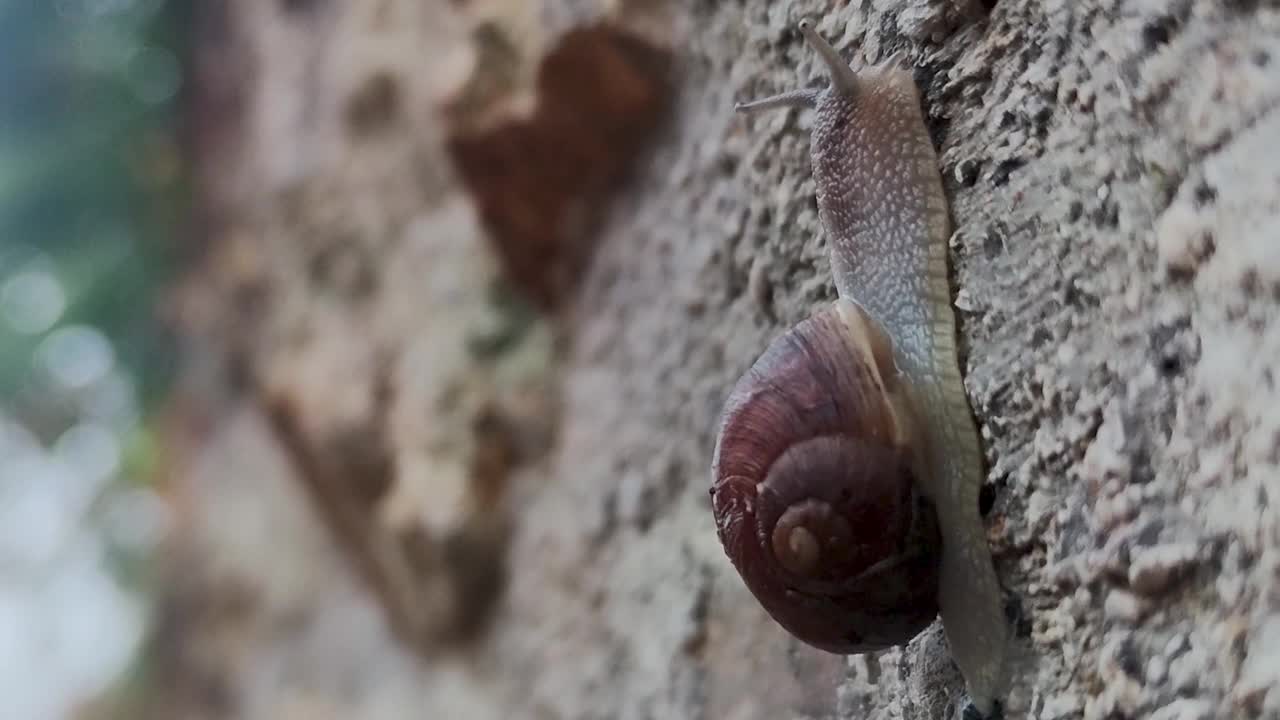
[[156, 1, 1280, 718]]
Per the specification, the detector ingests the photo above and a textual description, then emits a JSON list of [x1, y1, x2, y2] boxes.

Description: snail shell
[[710, 298, 941, 653]]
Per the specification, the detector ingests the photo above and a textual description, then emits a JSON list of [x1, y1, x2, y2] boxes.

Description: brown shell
[[710, 300, 940, 653]]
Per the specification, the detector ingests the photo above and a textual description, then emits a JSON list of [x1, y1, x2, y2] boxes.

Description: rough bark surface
[[161, 0, 1280, 718]]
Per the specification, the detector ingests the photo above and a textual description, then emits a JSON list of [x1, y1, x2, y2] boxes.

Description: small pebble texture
[[161, 0, 1280, 719]]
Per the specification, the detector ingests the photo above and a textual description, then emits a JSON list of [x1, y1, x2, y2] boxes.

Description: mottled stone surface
[[161, 0, 1280, 718]]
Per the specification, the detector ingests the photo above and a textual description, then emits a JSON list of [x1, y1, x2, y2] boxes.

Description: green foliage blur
[[0, 2, 191, 716], [0, 0, 187, 426]]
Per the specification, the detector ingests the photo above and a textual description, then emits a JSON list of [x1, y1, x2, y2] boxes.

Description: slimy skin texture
[[733, 19, 1010, 715]]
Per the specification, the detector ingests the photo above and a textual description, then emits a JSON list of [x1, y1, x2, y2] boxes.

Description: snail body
[[711, 19, 1009, 714]]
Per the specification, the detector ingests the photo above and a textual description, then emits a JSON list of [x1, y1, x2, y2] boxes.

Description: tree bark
[[158, 1, 1280, 718]]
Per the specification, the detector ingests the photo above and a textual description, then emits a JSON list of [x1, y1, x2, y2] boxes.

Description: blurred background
[[0, 0, 682, 717], [0, 1, 185, 717]]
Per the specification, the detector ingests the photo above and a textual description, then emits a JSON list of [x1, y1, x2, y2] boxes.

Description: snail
[[710, 19, 1010, 716]]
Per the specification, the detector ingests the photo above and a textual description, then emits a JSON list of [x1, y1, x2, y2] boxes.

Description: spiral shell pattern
[[710, 299, 941, 652]]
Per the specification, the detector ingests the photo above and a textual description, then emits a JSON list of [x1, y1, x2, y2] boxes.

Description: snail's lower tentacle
[[735, 89, 819, 113]]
